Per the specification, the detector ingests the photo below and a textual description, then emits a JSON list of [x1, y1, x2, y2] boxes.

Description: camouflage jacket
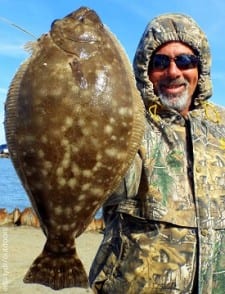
[[89, 106, 225, 293], [89, 13, 225, 293]]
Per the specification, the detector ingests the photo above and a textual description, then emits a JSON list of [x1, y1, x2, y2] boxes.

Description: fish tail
[[23, 247, 88, 290]]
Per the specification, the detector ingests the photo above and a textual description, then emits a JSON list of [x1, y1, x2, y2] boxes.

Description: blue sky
[[1, 0, 225, 144]]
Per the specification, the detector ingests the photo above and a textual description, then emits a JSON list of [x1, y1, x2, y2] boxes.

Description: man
[[89, 13, 225, 293]]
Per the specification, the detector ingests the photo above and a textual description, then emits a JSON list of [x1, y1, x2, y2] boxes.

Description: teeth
[[168, 85, 181, 88]]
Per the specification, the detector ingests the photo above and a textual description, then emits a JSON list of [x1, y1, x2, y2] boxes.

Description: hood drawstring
[[148, 104, 160, 123]]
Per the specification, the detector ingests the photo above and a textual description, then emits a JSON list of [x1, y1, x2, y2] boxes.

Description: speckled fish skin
[[4, 6, 145, 291]]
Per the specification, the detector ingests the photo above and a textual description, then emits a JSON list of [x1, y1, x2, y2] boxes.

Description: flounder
[[4, 6, 145, 290]]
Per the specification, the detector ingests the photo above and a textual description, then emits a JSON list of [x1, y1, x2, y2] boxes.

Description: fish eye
[[78, 16, 85, 22]]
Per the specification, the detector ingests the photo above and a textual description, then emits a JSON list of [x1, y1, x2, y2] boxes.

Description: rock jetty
[[0, 207, 104, 232]]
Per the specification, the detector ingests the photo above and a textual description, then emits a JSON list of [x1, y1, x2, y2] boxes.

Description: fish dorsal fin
[[4, 59, 31, 189]]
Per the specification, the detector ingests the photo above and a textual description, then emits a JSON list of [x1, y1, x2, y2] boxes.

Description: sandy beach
[[0, 226, 103, 293]]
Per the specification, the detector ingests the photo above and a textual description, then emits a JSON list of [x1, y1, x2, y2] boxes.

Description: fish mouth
[[68, 32, 99, 43]]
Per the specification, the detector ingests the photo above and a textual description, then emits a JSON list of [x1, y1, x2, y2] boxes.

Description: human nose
[[165, 60, 181, 78]]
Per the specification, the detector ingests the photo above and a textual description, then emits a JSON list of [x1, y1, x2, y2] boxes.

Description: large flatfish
[[4, 6, 145, 290]]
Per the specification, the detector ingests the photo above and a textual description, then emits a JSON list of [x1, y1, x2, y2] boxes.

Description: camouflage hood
[[133, 13, 212, 110]]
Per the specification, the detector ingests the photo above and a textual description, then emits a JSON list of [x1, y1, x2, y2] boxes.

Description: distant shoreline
[[0, 154, 9, 158]]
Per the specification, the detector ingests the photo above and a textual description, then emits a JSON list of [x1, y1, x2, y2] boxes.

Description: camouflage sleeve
[[102, 152, 143, 208]]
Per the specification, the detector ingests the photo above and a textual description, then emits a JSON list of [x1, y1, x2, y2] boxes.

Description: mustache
[[158, 78, 188, 87]]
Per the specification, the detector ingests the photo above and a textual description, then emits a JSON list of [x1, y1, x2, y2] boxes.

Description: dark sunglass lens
[[151, 55, 170, 70], [176, 54, 199, 69], [149, 54, 199, 71]]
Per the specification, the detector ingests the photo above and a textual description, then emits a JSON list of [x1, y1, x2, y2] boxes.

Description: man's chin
[[160, 97, 179, 108], [159, 92, 189, 111]]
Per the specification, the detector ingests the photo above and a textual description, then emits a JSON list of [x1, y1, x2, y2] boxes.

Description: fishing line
[[0, 16, 37, 39]]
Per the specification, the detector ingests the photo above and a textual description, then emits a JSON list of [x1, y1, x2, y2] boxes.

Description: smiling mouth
[[161, 83, 186, 95]]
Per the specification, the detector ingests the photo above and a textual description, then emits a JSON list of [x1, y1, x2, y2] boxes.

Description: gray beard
[[158, 88, 189, 113]]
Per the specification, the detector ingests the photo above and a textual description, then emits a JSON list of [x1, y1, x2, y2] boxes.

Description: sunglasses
[[149, 54, 199, 71]]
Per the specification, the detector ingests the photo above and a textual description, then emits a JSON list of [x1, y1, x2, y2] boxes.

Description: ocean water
[[0, 158, 31, 212], [0, 158, 102, 218]]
